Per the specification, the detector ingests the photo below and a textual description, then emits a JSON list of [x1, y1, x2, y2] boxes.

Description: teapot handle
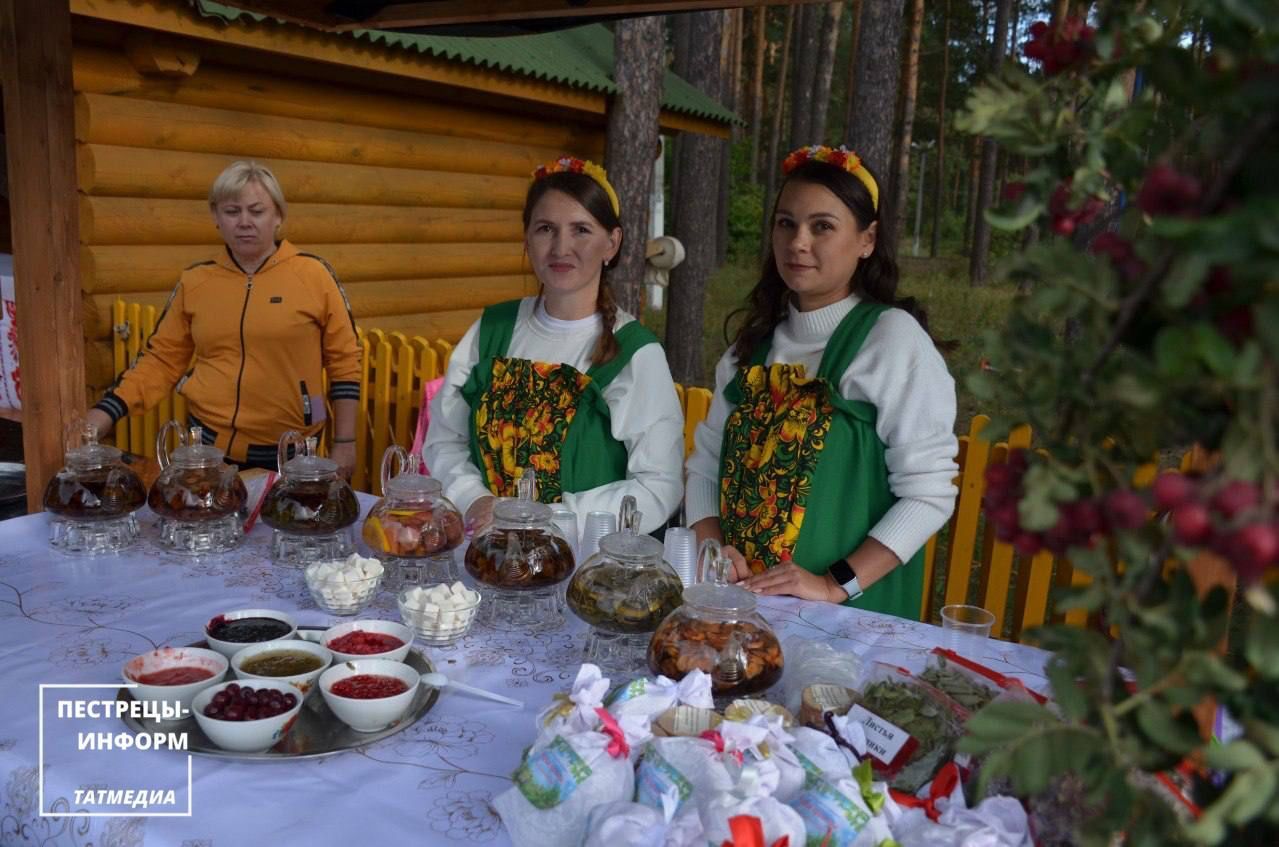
[[380, 445, 409, 493], [277, 430, 305, 475], [156, 420, 181, 471], [516, 467, 537, 502], [618, 495, 639, 534], [696, 537, 730, 586]]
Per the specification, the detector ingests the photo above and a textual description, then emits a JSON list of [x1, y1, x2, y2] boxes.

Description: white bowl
[[122, 647, 229, 719], [397, 584, 481, 646], [305, 565, 382, 616], [204, 608, 297, 659], [319, 658, 420, 733], [322, 619, 414, 664], [191, 680, 303, 753], [231, 639, 332, 700]]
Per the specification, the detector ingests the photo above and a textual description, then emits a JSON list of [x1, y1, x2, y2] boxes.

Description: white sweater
[[423, 298, 685, 534], [685, 294, 959, 564]]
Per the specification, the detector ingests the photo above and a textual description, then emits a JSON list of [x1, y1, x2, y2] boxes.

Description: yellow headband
[[781, 145, 879, 212], [532, 157, 621, 218]]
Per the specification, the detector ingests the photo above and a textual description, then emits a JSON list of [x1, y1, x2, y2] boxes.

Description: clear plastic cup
[[662, 527, 698, 588], [940, 604, 996, 657], [580, 511, 617, 561]]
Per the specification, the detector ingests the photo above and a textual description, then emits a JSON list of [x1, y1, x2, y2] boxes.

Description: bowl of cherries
[[191, 680, 303, 753]]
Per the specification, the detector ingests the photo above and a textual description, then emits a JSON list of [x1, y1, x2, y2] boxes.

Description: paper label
[[793, 750, 825, 789], [791, 778, 871, 847], [847, 705, 912, 766], [513, 736, 592, 810], [634, 747, 693, 810], [607, 678, 649, 706]]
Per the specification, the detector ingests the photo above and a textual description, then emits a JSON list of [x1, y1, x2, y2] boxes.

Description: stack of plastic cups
[[549, 507, 579, 613], [580, 511, 617, 562], [663, 527, 698, 588]]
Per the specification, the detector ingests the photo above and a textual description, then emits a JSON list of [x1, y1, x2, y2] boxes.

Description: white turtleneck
[[685, 294, 959, 565], [423, 297, 684, 534]]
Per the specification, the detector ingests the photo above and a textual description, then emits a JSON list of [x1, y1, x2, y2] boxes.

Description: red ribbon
[[720, 815, 790, 847], [700, 730, 743, 765], [594, 707, 629, 759], [890, 761, 961, 822]]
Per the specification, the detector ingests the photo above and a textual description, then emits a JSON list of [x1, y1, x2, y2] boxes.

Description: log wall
[[72, 34, 606, 392]]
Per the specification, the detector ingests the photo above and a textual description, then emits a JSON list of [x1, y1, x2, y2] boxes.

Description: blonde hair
[[208, 160, 287, 222]]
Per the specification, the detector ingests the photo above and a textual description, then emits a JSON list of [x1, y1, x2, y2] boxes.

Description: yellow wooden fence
[[110, 299, 1207, 641]]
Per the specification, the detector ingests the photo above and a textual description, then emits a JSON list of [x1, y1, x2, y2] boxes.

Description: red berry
[[1064, 498, 1104, 538], [1216, 306, 1254, 346], [1138, 163, 1202, 217], [1052, 215, 1077, 236], [1224, 523, 1279, 583], [1211, 480, 1260, 520], [1002, 182, 1027, 203], [985, 463, 1017, 491], [1151, 473, 1196, 511], [1171, 502, 1213, 545], [1014, 531, 1045, 556], [1007, 449, 1030, 477], [1029, 21, 1048, 37], [988, 501, 1022, 540], [1104, 489, 1148, 531], [1044, 520, 1075, 554]]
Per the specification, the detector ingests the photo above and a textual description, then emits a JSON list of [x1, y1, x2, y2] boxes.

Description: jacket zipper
[[225, 274, 253, 456]]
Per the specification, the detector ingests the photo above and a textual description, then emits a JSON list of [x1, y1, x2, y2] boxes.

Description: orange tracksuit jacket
[[95, 240, 362, 465]]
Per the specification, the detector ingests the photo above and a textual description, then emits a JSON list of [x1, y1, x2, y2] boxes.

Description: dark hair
[[522, 171, 623, 365], [730, 159, 937, 364]]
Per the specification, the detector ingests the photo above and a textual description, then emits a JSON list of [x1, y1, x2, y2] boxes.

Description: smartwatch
[[828, 559, 863, 601]]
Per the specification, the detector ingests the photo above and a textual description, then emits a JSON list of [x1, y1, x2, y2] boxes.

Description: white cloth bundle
[[535, 663, 612, 739], [700, 762, 806, 847], [633, 736, 735, 816], [580, 793, 705, 847], [606, 670, 714, 724], [790, 775, 876, 847]]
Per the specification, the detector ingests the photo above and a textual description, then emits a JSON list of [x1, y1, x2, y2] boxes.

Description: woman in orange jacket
[[86, 161, 362, 475]]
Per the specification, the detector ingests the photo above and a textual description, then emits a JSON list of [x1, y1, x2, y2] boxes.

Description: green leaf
[[984, 201, 1044, 232], [1184, 652, 1248, 692], [1160, 254, 1209, 308], [1256, 299, 1279, 360], [1204, 740, 1267, 771], [1245, 601, 1279, 678], [1192, 323, 1238, 378], [960, 700, 1059, 749], [1046, 656, 1090, 720], [1135, 700, 1202, 755], [1154, 325, 1198, 377], [1228, 767, 1278, 825]]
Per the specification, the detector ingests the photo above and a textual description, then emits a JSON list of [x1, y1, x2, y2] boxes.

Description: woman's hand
[[740, 557, 843, 603], [465, 496, 496, 536], [720, 544, 754, 583], [330, 441, 356, 480], [86, 408, 114, 439]]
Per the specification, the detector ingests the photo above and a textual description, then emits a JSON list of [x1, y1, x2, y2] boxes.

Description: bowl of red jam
[[191, 679, 304, 753], [230, 639, 332, 700], [204, 609, 297, 659], [319, 658, 421, 733], [122, 647, 229, 718], [322, 620, 414, 664]]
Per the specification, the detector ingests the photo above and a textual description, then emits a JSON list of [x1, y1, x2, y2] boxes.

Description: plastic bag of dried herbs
[[919, 649, 1048, 719], [843, 663, 967, 793]]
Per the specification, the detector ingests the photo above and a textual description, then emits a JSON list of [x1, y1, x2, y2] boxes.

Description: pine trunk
[[761, 5, 796, 254], [841, 0, 864, 145], [604, 16, 666, 317], [887, 0, 924, 246], [964, 137, 979, 253], [748, 7, 767, 184], [716, 9, 737, 266], [666, 10, 725, 387], [968, 0, 1011, 286], [809, 2, 845, 145], [844, 0, 906, 185], [930, 0, 950, 258], [788, 3, 822, 149]]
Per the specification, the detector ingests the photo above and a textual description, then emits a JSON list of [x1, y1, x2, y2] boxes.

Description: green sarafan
[[953, 3, 1279, 844]]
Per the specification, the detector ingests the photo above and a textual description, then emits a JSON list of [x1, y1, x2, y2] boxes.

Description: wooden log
[[81, 197, 524, 246], [2, 0, 86, 512], [78, 144, 531, 208], [75, 92, 570, 179], [71, 46, 592, 149], [81, 242, 529, 294]]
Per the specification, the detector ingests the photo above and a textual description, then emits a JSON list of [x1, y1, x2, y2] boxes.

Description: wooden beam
[[350, 0, 825, 30], [0, 0, 86, 513]]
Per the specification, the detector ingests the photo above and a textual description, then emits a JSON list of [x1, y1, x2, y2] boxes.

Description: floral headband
[[532, 157, 621, 218], [782, 145, 879, 212]]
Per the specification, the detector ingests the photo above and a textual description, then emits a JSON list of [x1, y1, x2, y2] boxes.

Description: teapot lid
[[381, 446, 443, 498], [66, 423, 121, 468], [168, 427, 223, 468], [278, 432, 337, 480], [493, 497, 552, 524], [684, 538, 757, 614], [598, 495, 662, 561]]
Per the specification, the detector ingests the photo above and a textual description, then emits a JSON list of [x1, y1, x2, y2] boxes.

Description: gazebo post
[[0, 0, 86, 513]]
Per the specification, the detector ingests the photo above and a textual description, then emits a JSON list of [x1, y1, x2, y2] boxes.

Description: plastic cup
[[550, 507, 580, 560], [580, 511, 617, 561], [940, 604, 996, 657], [663, 527, 698, 588]]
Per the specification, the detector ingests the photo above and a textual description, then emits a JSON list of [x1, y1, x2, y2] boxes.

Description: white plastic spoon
[[420, 672, 523, 707]]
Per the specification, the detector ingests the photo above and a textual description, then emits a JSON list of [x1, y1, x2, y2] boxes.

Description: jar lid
[[683, 580, 757, 614], [493, 498, 552, 525], [385, 474, 444, 498], [169, 441, 225, 468], [599, 531, 663, 562]]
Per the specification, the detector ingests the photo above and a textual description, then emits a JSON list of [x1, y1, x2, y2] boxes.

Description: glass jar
[[566, 496, 683, 671], [43, 422, 147, 555], [362, 446, 463, 590], [149, 421, 247, 555], [647, 538, 784, 703], [260, 431, 360, 567], [464, 470, 574, 631]]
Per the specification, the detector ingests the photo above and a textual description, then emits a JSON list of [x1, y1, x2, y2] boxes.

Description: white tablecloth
[[0, 500, 1051, 846]]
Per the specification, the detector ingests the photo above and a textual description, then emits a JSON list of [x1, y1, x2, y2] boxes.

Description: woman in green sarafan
[[685, 147, 959, 620]]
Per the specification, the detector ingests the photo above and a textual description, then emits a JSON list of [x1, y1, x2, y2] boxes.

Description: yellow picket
[[979, 424, 1034, 637], [371, 340, 393, 496], [683, 388, 712, 459], [394, 341, 415, 450], [112, 299, 129, 451], [433, 339, 454, 372], [141, 307, 159, 458], [943, 415, 992, 609], [351, 335, 372, 492], [126, 302, 143, 457]]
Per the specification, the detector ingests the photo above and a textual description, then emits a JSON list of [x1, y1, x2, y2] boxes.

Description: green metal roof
[[193, 1, 737, 126]]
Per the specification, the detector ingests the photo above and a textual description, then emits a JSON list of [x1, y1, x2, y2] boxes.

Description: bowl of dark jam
[[205, 609, 297, 659]]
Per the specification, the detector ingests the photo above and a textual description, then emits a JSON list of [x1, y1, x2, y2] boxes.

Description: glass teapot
[[646, 538, 784, 700], [362, 446, 463, 587], [260, 430, 359, 567], [567, 496, 683, 635], [149, 421, 247, 554], [44, 421, 147, 554], [464, 470, 575, 629]]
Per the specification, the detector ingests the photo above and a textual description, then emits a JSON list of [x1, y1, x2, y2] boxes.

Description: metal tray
[[117, 627, 439, 761]]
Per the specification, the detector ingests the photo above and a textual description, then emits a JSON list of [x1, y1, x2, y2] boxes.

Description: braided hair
[[522, 172, 622, 365], [731, 159, 937, 365]]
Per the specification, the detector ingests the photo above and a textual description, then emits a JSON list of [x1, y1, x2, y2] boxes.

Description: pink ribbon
[[595, 707, 629, 759], [700, 730, 743, 765]]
